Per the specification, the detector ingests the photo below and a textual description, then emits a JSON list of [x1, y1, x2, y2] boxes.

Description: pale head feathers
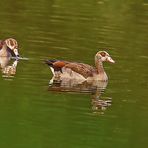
[[96, 51, 115, 63]]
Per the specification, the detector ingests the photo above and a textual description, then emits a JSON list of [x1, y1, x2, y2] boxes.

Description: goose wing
[[45, 60, 69, 71], [64, 62, 95, 78]]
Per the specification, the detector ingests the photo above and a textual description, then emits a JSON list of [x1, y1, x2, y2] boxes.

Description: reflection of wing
[[65, 63, 96, 78], [48, 78, 111, 113], [1, 60, 18, 77], [3, 66, 16, 75], [49, 77, 108, 93]]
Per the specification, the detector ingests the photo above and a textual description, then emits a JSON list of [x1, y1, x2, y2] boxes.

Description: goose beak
[[13, 48, 19, 58], [107, 57, 115, 63]]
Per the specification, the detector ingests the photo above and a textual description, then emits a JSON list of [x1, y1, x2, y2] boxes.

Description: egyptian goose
[[46, 51, 115, 81], [0, 38, 19, 57]]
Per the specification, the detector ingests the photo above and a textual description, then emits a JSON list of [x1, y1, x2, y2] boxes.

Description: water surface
[[0, 0, 148, 148]]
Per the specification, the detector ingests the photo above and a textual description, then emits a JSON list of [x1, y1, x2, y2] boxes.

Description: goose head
[[4, 38, 19, 58], [95, 51, 115, 63]]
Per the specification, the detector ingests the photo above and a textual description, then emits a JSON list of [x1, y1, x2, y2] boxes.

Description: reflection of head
[[48, 78, 111, 114]]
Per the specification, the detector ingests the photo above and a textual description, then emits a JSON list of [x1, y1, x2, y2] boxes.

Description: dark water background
[[0, 0, 148, 148]]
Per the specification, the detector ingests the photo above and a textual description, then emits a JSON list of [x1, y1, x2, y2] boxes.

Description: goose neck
[[95, 56, 105, 74]]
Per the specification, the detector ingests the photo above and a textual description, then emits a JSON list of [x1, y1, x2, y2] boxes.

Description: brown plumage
[[53, 61, 67, 68], [45, 51, 115, 81], [64, 63, 95, 78]]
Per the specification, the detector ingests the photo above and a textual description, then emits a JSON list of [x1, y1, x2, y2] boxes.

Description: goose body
[[46, 51, 115, 81], [0, 38, 19, 57]]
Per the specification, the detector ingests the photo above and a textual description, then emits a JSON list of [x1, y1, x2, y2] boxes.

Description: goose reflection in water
[[48, 78, 112, 113], [0, 57, 18, 78]]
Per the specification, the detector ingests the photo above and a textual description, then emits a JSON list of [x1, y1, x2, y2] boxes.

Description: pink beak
[[107, 57, 115, 63]]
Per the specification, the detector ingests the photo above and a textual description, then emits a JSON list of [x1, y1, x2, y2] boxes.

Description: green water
[[0, 0, 148, 148]]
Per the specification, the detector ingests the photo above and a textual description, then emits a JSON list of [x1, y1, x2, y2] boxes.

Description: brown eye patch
[[10, 40, 14, 46], [100, 52, 106, 57]]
